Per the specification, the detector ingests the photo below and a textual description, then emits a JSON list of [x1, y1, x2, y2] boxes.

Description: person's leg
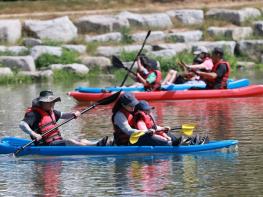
[[168, 70, 177, 84], [132, 134, 170, 146], [162, 70, 176, 85]]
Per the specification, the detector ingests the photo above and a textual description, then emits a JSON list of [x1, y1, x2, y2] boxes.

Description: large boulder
[[76, 15, 129, 34], [207, 26, 253, 41], [0, 67, 13, 76], [30, 46, 62, 60], [132, 31, 165, 42], [152, 43, 191, 53], [190, 41, 236, 55], [118, 11, 173, 29], [80, 56, 111, 70], [23, 38, 42, 47], [51, 63, 89, 74], [206, 7, 261, 25], [148, 49, 177, 58], [85, 32, 122, 43], [167, 30, 203, 42], [62, 44, 86, 54], [0, 46, 28, 55], [0, 56, 36, 71], [0, 19, 21, 44], [24, 16, 77, 42], [237, 40, 263, 61], [96, 45, 152, 57], [253, 21, 263, 36], [167, 9, 204, 24]]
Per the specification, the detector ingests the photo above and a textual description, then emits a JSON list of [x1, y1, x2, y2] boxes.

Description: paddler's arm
[[19, 121, 42, 141], [136, 73, 147, 85], [195, 70, 217, 80], [60, 111, 81, 119]]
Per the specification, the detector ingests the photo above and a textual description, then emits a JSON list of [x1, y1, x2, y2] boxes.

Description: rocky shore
[[0, 6, 263, 80]]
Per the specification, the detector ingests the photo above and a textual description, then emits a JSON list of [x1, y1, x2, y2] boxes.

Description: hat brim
[[38, 96, 61, 103], [193, 51, 201, 55], [143, 106, 155, 110], [129, 100, 139, 107]]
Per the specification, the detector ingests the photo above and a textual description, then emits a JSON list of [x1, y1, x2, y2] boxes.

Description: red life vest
[[26, 107, 62, 144], [112, 108, 135, 145], [207, 60, 230, 89], [134, 111, 155, 130], [144, 70, 162, 91], [134, 111, 168, 138]]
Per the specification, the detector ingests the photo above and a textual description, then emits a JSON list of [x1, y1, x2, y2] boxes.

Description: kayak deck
[[0, 137, 238, 157]]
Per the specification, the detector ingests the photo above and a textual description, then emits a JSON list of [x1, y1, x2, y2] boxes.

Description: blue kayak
[[0, 137, 238, 157], [76, 79, 250, 93]]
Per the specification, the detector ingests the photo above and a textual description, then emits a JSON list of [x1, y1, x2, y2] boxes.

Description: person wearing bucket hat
[[112, 93, 181, 146], [136, 57, 162, 91], [19, 90, 108, 146], [195, 47, 231, 89], [162, 46, 213, 86]]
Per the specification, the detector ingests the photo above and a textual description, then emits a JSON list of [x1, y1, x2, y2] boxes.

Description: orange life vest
[[26, 107, 62, 144], [112, 108, 135, 145], [206, 60, 230, 89], [144, 70, 162, 91]]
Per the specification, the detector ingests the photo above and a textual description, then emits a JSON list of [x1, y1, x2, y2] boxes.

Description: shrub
[[35, 49, 79, 69]]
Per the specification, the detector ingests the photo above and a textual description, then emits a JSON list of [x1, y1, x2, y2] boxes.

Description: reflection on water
[[0, 73, 263, 196], [0, 152, 239, 196]]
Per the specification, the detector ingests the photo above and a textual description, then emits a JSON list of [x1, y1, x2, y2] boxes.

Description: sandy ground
[[0, 0, 262, 20]]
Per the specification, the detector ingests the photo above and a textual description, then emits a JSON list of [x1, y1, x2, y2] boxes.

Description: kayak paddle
[[12, 91, 121, 157], [120, 30, 151, 87], [129, 123, 195, 145], [111, 55, 137, 77]]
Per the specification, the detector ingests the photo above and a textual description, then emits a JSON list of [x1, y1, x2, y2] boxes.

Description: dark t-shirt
[[214, 63, 228, 89], [22, 109, 61, 131]]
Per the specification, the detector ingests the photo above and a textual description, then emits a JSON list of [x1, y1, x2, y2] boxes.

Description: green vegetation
[[120, 27, 134, 44], [0, 49, 29, 56], [42, 39, 63, 46], [0, 74, 33, 85], [35, 49, 80, 69]]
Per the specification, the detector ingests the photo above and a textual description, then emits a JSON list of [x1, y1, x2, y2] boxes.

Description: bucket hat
[[37, 90, 61, 103], [119, 92, 139, 107]]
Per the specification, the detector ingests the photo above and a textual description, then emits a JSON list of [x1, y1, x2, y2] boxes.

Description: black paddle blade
[[112, 55, 125, 68], [97, 91, 121, 105]]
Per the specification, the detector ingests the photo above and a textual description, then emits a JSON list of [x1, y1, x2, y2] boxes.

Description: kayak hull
[[0, 137, 238, 156], [68, 85, 263, 102]]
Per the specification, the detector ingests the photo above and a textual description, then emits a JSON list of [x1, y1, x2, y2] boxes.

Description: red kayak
[[68, 85, 263, 102]]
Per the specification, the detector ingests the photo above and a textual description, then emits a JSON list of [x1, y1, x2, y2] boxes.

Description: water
[[0, 72, 263, 196]]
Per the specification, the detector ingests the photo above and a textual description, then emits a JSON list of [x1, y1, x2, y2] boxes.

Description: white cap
[[193, 46, 209, 55]]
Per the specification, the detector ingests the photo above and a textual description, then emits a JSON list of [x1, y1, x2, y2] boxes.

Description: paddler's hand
[[73, 111, 81, 119], [163, 126, 171, 132], [147, 129, 155, 136], [33, 133, 42, 141]]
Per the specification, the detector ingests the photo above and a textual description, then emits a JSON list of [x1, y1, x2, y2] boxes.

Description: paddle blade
[[112, 55, 125, 68], [181, 124, 195, 136], [97, 91, 121, 105], [129, 131, 145, 144]]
